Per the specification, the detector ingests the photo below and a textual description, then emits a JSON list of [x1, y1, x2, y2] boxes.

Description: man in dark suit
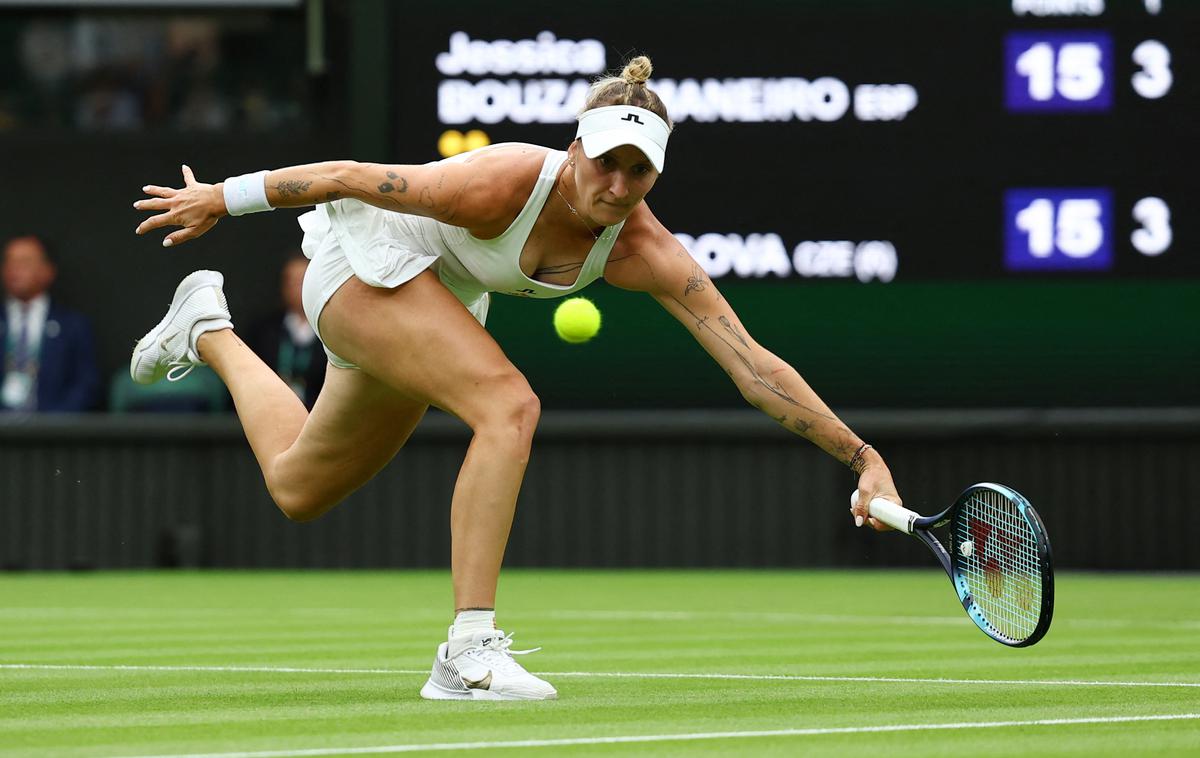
[[247, 252, 325, 409], [1, 235, 100, 412]]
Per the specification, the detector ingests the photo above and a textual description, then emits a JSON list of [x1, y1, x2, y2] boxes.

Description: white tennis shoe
[[131, 270, 233, 385], [419, 630, 558, 701]]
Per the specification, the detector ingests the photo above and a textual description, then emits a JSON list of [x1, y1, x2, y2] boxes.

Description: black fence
[[1, 409, 1196, 571]]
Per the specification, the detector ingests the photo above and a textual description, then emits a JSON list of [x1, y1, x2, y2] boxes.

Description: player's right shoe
[[419, 630, 558, 701], [130, 270, 233, 385]]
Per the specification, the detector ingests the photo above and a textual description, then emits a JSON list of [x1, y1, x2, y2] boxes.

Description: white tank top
[[426, 146, 624, 303]]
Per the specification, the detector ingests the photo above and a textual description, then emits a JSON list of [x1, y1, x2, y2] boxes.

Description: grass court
[[2, 570, 1197, 757]]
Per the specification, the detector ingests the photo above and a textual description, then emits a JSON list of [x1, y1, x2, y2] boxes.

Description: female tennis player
[[131, 56, 903, 701]]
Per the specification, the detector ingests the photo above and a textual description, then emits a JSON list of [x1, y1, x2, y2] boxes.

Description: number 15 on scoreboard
[[1006, 32, 1113, 112], [1005, 189, 1113, 271]]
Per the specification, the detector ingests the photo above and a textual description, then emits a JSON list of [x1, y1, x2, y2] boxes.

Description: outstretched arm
[[134, 153, 514, 247], [605, 206, 901, 529]]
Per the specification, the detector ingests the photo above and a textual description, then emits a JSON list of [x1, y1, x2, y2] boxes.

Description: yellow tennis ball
[[553, 297, 601, 343]]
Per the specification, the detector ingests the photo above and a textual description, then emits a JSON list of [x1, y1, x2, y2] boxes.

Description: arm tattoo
[[669, 294, 796, 405], [311, 171, 411, 212], [534, 261, 585, 277], [683, 263, 708, 295], [408, 173, 472, 222], [837, 437, 860, 467], [317, 171, 404, 211], [274, 179, 312, 198], [851, 453, 870, 476], [719, 316, 748, 348], [668, 294, 840, 426], [378, 175, 408, 194]]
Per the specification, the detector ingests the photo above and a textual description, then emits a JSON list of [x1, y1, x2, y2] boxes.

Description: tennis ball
[[553, 297, 601, 343]]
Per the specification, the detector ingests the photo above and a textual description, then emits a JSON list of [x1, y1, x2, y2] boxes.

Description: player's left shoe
[[419, 630, 558, 701], [130, 269, 233, 385]]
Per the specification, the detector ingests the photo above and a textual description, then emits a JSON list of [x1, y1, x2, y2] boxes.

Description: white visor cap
[[575, 105, 670, 173]]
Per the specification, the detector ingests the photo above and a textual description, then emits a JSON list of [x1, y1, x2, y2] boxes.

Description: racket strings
[[955, 489, 1042, 642]]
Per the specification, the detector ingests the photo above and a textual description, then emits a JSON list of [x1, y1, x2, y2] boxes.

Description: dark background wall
[[2, 411, 1195, 571]]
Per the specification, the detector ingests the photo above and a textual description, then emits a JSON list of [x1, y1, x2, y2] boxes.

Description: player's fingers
[[867, 516, 893, 532], [142, 185, 179, 198], [850, 488, 872, 527], [133, 197, 172, 211], [162, 227, 197, 248], [135, 211, 177, 235], [164, 218, 218, 247], [181, 164, 197, 186]]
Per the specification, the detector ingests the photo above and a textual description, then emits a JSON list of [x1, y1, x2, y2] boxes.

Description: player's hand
[[134, 165, 226, 247], [850, 456, 901, 532]]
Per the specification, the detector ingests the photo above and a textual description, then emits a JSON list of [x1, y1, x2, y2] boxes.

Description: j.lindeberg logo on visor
[[620, 113, 645, 125]]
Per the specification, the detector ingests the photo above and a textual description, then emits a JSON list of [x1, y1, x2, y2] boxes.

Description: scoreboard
[[380, 0, 1197, 409], [393, 0, 1198, 284]]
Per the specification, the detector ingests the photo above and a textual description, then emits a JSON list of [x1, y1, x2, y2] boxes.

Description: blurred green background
[[489, 280, 1200, 408]]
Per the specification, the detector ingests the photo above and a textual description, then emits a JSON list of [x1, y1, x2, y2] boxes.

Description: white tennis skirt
[[297, 199, 489, 369]]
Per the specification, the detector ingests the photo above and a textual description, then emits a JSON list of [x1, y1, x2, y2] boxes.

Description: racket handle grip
[[849, 491, 918, 534]]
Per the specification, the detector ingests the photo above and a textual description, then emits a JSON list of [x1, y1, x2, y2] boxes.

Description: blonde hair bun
[[621, 56, 653, 85], [579, 54, 672, 129]]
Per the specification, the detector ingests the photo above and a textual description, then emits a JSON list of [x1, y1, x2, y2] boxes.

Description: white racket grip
[[849, 491, 918, 534]]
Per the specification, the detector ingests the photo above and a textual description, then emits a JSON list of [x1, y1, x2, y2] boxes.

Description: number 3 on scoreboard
[[1132, 197, 1172, 257], [1132, 40, 1173, 99]]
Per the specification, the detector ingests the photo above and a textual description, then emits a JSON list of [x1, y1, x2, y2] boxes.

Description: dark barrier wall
[[2, 410, 1196, 571]]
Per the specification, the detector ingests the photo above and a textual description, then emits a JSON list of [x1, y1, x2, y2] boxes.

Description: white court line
[[2, 608, 1197, 630], [2, 663, 1198, 688], [115, 713, 1200, 758], [546, 610, 969, 626], [544, 609, 1200, 630], [0, 664, 411, 675], [544, 671, 1200, 689]]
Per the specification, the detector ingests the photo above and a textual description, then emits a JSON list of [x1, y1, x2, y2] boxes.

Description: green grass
[[1, 570, 1198, 757]]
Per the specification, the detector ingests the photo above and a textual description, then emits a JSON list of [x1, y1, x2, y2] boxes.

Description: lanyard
[[2, 311, 39, 411], [4, 310, 41, 369]]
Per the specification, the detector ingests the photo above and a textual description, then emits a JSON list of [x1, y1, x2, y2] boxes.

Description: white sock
[[189, 318, 233, 361], [450, 609, 496, 640]]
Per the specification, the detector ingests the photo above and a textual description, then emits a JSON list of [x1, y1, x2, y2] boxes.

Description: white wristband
[[222, 170, 275, 216]]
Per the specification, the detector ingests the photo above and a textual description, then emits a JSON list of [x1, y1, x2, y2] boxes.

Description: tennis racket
[[850, 482, 1054, 647]]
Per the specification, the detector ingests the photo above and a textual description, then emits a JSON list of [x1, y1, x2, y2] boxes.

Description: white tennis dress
[[297, 145, 624, 368]]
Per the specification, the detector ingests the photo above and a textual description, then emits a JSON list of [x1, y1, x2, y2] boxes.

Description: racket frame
[[864, 482, 1055, 647]]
